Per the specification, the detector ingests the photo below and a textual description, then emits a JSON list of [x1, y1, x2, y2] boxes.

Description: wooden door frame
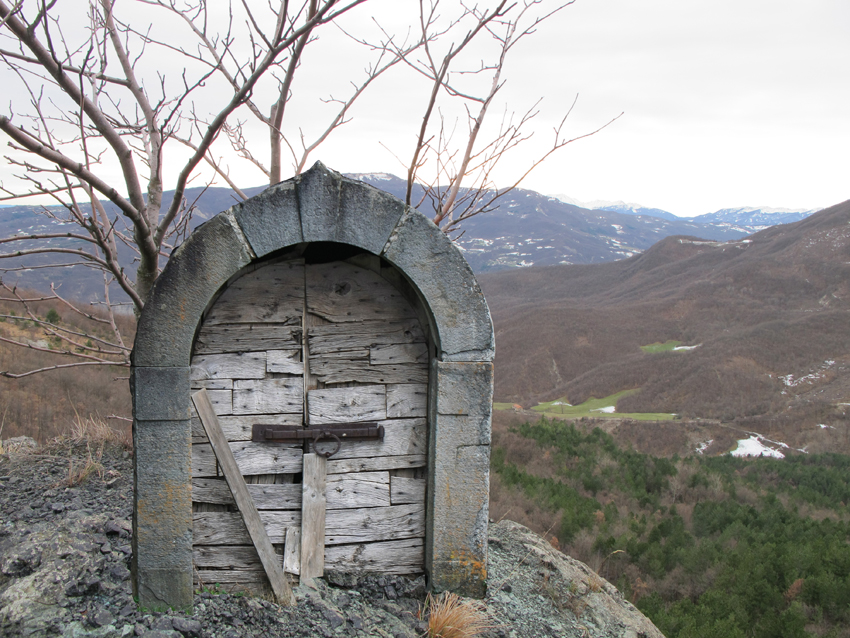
[[131, 162, 494, 610]]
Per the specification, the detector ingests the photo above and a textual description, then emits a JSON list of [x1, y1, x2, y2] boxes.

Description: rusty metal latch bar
[[251, 422, 384, 458]]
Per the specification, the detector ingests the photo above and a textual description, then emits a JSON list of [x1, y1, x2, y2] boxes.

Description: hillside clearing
[[526, 390, 677, 421]]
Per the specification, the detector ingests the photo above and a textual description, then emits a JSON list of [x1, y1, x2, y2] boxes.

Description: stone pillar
[[132, 367, 193, 610], [427, 361, 493, 597]]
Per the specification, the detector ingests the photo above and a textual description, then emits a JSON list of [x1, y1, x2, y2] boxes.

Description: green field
[[640, 340, 682, 353], [527, 390, 677, 421]]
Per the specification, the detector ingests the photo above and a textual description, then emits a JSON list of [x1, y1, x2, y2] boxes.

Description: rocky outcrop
[[0, 444, 663, 638]]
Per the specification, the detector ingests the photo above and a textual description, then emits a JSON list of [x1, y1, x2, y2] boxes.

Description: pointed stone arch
[[131, 162, 494, 609]]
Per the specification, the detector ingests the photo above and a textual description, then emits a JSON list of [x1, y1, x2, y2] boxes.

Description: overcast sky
[[1, 0, 848, 217], [323, 0, 850, 216]]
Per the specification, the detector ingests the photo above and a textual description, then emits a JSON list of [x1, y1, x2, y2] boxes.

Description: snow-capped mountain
[[689, 206, 821, 232], [550, 194, 821, 234]]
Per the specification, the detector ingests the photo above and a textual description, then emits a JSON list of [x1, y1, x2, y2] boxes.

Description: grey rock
[[90, 609, 115, 628], [150, 616, 174, 631], [170, 617, 201, 637], [1, 543, 41, 576]]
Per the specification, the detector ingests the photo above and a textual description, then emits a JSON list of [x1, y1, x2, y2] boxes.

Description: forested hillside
[[491, 412, 850, 638]]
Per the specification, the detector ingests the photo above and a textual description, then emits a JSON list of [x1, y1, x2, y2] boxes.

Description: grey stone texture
[[132, 420, 193, 611], [132, 368, 190, 422], [233, 180, 302, 258], [132, 161, 495, 608], [426, 363, 492, 598]]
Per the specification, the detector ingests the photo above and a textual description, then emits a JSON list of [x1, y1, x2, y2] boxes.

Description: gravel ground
[[0, 439, 662, 638]]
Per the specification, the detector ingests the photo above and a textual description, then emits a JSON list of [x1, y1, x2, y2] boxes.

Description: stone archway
[[131, 162, 494, 610]]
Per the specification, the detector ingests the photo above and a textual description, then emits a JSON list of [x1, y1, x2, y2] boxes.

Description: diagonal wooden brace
[[191, 389, 295, 605]]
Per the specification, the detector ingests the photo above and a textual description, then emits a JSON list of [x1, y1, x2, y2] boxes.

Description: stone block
[[436, 362, 493, 416], [297, 161, 341, 242], [435, 415, 491, 447], [335, 178, 407, 254], [133, 213, 252, 367], [137, 568, 194, 612], [132, 367, 190, 421], [233, 180, 302, 258], [382, 208, 494, 361], [133, 419, 193, 610], [428, 440, 490, 597]]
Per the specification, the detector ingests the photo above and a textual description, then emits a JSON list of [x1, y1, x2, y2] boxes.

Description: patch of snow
[[818, 424, 834, 429], [695, 440, 713, 455], [551, 401, 572, 406], [730, 436, 784, 459], [591, 406, 616, 414], [673, 344, 702, 351]]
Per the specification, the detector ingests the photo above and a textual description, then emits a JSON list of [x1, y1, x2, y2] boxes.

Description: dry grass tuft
[[61, 414, 127, 485], [66, 452, 105, 486], [67, 414, 130, 449], [420, 592, 493, 638]]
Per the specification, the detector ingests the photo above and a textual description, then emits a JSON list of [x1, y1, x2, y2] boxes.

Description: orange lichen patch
[[448, 549, 487, 582]]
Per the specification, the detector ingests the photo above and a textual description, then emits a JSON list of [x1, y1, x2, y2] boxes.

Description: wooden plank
[[233, 379, 303, 414], [283, 528, 301, 576], [189, 389, 232, 416], [191, 390, 294, 605], [194, 323, 301, 355], [306, 385, 386, 424], [306, 262, 417, 323], [387, 384, 428, 418], [325, 538, 424, 574], [196, 539, 423, 575], [324, 504, 425, 545], [328, 419, 427, 460], [190, 379, 233, 390], [193, 505, 423, 547], [192, 441, 303, 477], [194, 568, 269, 593], [370, 343, 429, 365], [205, 261, 305, 325], [191, 353, 267, 380], [193, 511, 301, 545], [193, 545, 274, 570], [299, 453, 327, 582], [192, 413, 302, 442], [266, 349, 304, 375], [307, 320, 424, 354], [326, 472, 390, 509], [309, 361, 428, 385], [192, 478, 302, 509], [391, 476, 427, 505], [310, 349, 369, 362], [327, 455, 426, 474]]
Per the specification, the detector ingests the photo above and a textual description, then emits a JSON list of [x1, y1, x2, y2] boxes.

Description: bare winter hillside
[[481, 199, 850, 449]]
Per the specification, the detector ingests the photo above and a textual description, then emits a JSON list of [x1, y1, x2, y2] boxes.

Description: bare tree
[[0, 0, 373, 375], [399, 0, 621, 234], [0, 0, 615, 378]]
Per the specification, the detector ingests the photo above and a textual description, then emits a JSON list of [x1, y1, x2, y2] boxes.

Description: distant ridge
[[550, 193, 820, 232], [0, 173, 829, 299]]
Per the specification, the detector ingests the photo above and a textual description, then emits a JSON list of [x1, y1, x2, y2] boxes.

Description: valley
[[1, 181, 848, 638]]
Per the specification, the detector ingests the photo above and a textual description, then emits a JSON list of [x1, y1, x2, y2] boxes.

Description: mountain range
[[550, 194, 820, 233], [0, 173, 825, 301]]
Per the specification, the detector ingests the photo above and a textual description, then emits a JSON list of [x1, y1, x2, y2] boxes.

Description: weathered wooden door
[[189, 253, 429, 593]]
